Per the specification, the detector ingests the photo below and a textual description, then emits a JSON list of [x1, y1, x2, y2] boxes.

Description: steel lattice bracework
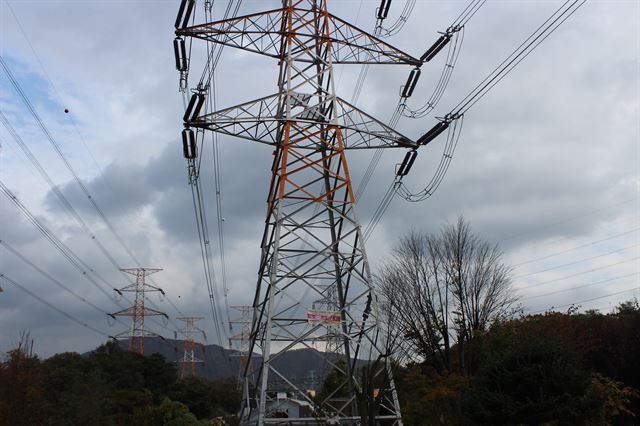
[[229, 305, 254, 383], [110, 268, 167, 354], [175, 1, 419, 424], [177, 316, 206, 378]]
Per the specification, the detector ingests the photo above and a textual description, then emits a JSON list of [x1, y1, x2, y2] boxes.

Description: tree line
[[0, 338, 240, 426]]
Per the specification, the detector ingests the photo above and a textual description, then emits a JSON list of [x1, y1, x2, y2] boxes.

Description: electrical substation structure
[[110, 268, 168, 354], [175, 0, 423, 424]]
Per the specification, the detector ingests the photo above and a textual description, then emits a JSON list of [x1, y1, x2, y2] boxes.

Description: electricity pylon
[[177, 316, 206, 378], [229, 305, 254, 383], [176, 1, 420, 424], [110, 268, 167, 354]]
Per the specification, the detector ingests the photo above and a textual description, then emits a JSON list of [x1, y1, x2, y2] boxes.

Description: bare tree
[[378, 217, 517, 374], [379, 231, 453, 370]]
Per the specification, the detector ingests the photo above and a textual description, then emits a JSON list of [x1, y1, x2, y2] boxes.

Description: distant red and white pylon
[[177, 316, 205, 378], [110, 268, 167, 354]]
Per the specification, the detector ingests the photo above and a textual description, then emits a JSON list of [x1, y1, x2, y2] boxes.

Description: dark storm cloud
[[45, 133, 275, 247]]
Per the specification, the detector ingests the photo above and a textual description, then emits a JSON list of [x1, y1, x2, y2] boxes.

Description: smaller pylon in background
[[176, 316, 206, 378], [229, 305, 253, 382], [110, 268, 168, 354]]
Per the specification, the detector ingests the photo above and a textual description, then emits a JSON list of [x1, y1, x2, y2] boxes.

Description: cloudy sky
[[0, 0, 638, 358]]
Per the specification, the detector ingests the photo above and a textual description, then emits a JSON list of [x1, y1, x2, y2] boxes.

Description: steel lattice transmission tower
[[110, 268, 168, 354], [177, 316, 206, 378], [175, 0, 420, 424], [229, 305, 254, 383]]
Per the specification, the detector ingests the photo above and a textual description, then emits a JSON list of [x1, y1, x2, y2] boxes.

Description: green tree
[[41, 352, 105, 425], [395, 365, 467, 426], [462, 324, 596, 424], [150, 398, 207, 425], [588, 373, 639, 424], [0, 346, 45, 426]]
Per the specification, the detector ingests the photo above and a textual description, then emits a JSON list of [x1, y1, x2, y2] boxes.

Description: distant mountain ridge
[[88, 337, 340, 390]]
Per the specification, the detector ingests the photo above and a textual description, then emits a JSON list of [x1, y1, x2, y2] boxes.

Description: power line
[[189, 159, 225, 346], [0, 239, 128, 328], [0, 178, 169, 339], [530, 283, 640, 314], [514, 244, 639, 279], [521, 273, 637, 301], [359, 0, 490, 234], [0, 273, 113, 339], [0, 55, 183, 329], [178, 0, 246, 347], [356, 0, 481, 202], [388, 0, 586, 214], [0, 179, 122, 305], [4, 3, 189, 322], [498, 197, 638, 245], [513, 228, 640, 267], [518, 256, 639, 290], [0, 55, 143, 268], [0, 111, 133, 283], [375, 0, 417, 38], [0, 119, 177, 335], [205, 1, 238, 339], [452, 0, 586, 115], [4, 1, 109, 188]]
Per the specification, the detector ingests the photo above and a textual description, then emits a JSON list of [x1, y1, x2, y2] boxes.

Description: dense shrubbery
[[0, 341, 240, 426], [394, 303, 640, 425]]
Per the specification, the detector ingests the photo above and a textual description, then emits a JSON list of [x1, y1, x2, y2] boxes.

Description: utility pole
[[177, 316, 205, 378], [175, 1, 419, 424], [110, 268, 167, 354]]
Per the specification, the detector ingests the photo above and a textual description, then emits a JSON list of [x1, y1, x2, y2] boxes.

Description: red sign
[[307, 310, 341, 324]]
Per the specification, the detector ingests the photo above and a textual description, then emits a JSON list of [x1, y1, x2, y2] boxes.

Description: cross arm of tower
[[120, 268, 162, 276], [111, 306, 167, 317], [113, 329, 166, 340], [110, 307, 136, 317], [177, 7, 420, 65], [117, 282, 164, 293], [178, 357, 204, 364], [143, 307, 168, 317], [189, 93, 415, 149]]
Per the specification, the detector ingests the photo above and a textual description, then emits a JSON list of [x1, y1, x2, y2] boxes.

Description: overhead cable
[[375, 0, 416, 38], [0, 273, 114, 339], [520, 257, 639, 290], [530, 283, 640, 314], [4, 6, 186, 321], [0, 239, 128, 328], [513, 228, 640, 267], [391, 0, 587, 207], [356, 0, 484, 204], [514, 244, 639, 279], [2, 56, 144, 267], [0, 179, 123, 305], [1, 55, 182, 331], [521, 273, 637, 301]]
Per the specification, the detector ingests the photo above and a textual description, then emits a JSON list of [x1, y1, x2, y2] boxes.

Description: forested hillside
[[1, 302, 638, 425], [395, 301, 640, 425]]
